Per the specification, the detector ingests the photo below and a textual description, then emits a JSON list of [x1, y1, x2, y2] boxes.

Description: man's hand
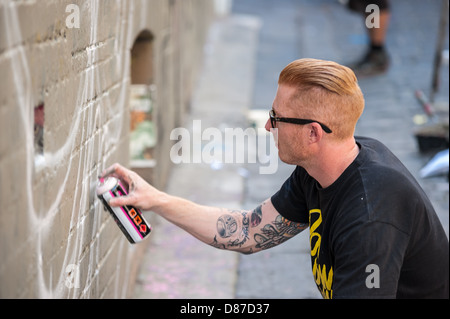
[[100, 163, 165, 211]]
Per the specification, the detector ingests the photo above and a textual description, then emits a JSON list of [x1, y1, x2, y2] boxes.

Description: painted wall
[[0, 0, 212, 298]]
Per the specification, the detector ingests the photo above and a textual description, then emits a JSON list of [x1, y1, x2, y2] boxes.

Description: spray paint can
[[96, 177, 151, 244]]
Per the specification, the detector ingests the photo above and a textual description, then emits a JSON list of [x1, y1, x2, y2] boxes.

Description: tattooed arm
[[209, 200, 307, 254], [101, 163, 307, 254]]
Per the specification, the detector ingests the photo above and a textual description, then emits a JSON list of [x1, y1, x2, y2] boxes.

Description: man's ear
[[308, 123, 323, 143]]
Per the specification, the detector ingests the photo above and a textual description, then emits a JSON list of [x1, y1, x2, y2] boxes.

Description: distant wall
[[0, 0, 213, 298]]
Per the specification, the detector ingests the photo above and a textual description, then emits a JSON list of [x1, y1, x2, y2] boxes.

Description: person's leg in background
[[347, 0, 391, 77]]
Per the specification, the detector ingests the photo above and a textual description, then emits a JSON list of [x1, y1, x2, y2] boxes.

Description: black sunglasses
[[269, 109, 332, 133]]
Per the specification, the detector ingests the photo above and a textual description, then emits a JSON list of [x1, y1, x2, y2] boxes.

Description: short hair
[[278, 58, 365, 140]]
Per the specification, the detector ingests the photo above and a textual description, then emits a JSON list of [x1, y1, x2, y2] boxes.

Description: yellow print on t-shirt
[[309, 209, 333, 299]]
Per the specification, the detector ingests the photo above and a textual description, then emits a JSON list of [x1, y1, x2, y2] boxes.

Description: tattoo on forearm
[[210, 235, 226, 249], [216, 210, 250, 248], [250, 205, 262, 227], [217, 214, 238, 238], [228, 211, 249, 248], [211, 204, 307, 252], [254, 215, 307, 250]]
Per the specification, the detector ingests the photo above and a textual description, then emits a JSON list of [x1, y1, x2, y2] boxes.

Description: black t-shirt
[[271, 137, 449, 299]]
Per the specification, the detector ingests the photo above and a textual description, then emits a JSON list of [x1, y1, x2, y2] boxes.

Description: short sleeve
[[270, 166, 309, 224]]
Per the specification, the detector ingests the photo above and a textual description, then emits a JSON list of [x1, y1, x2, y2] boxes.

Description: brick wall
[[0, 0, 213, 298]]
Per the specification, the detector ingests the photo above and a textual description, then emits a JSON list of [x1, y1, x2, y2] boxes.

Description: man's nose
[[265, 118, 272, 132]]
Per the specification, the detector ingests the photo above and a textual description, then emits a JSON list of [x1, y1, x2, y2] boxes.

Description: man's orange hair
[[278, 58, 365, 140]]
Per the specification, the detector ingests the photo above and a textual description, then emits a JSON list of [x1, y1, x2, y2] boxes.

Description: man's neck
[[305, 138, 360, 189]]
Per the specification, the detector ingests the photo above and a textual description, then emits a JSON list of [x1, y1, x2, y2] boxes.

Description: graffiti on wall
[[2, 1, 137, 298]]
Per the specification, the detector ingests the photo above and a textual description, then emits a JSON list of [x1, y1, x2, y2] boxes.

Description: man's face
[[265, 84, 313, 166]]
